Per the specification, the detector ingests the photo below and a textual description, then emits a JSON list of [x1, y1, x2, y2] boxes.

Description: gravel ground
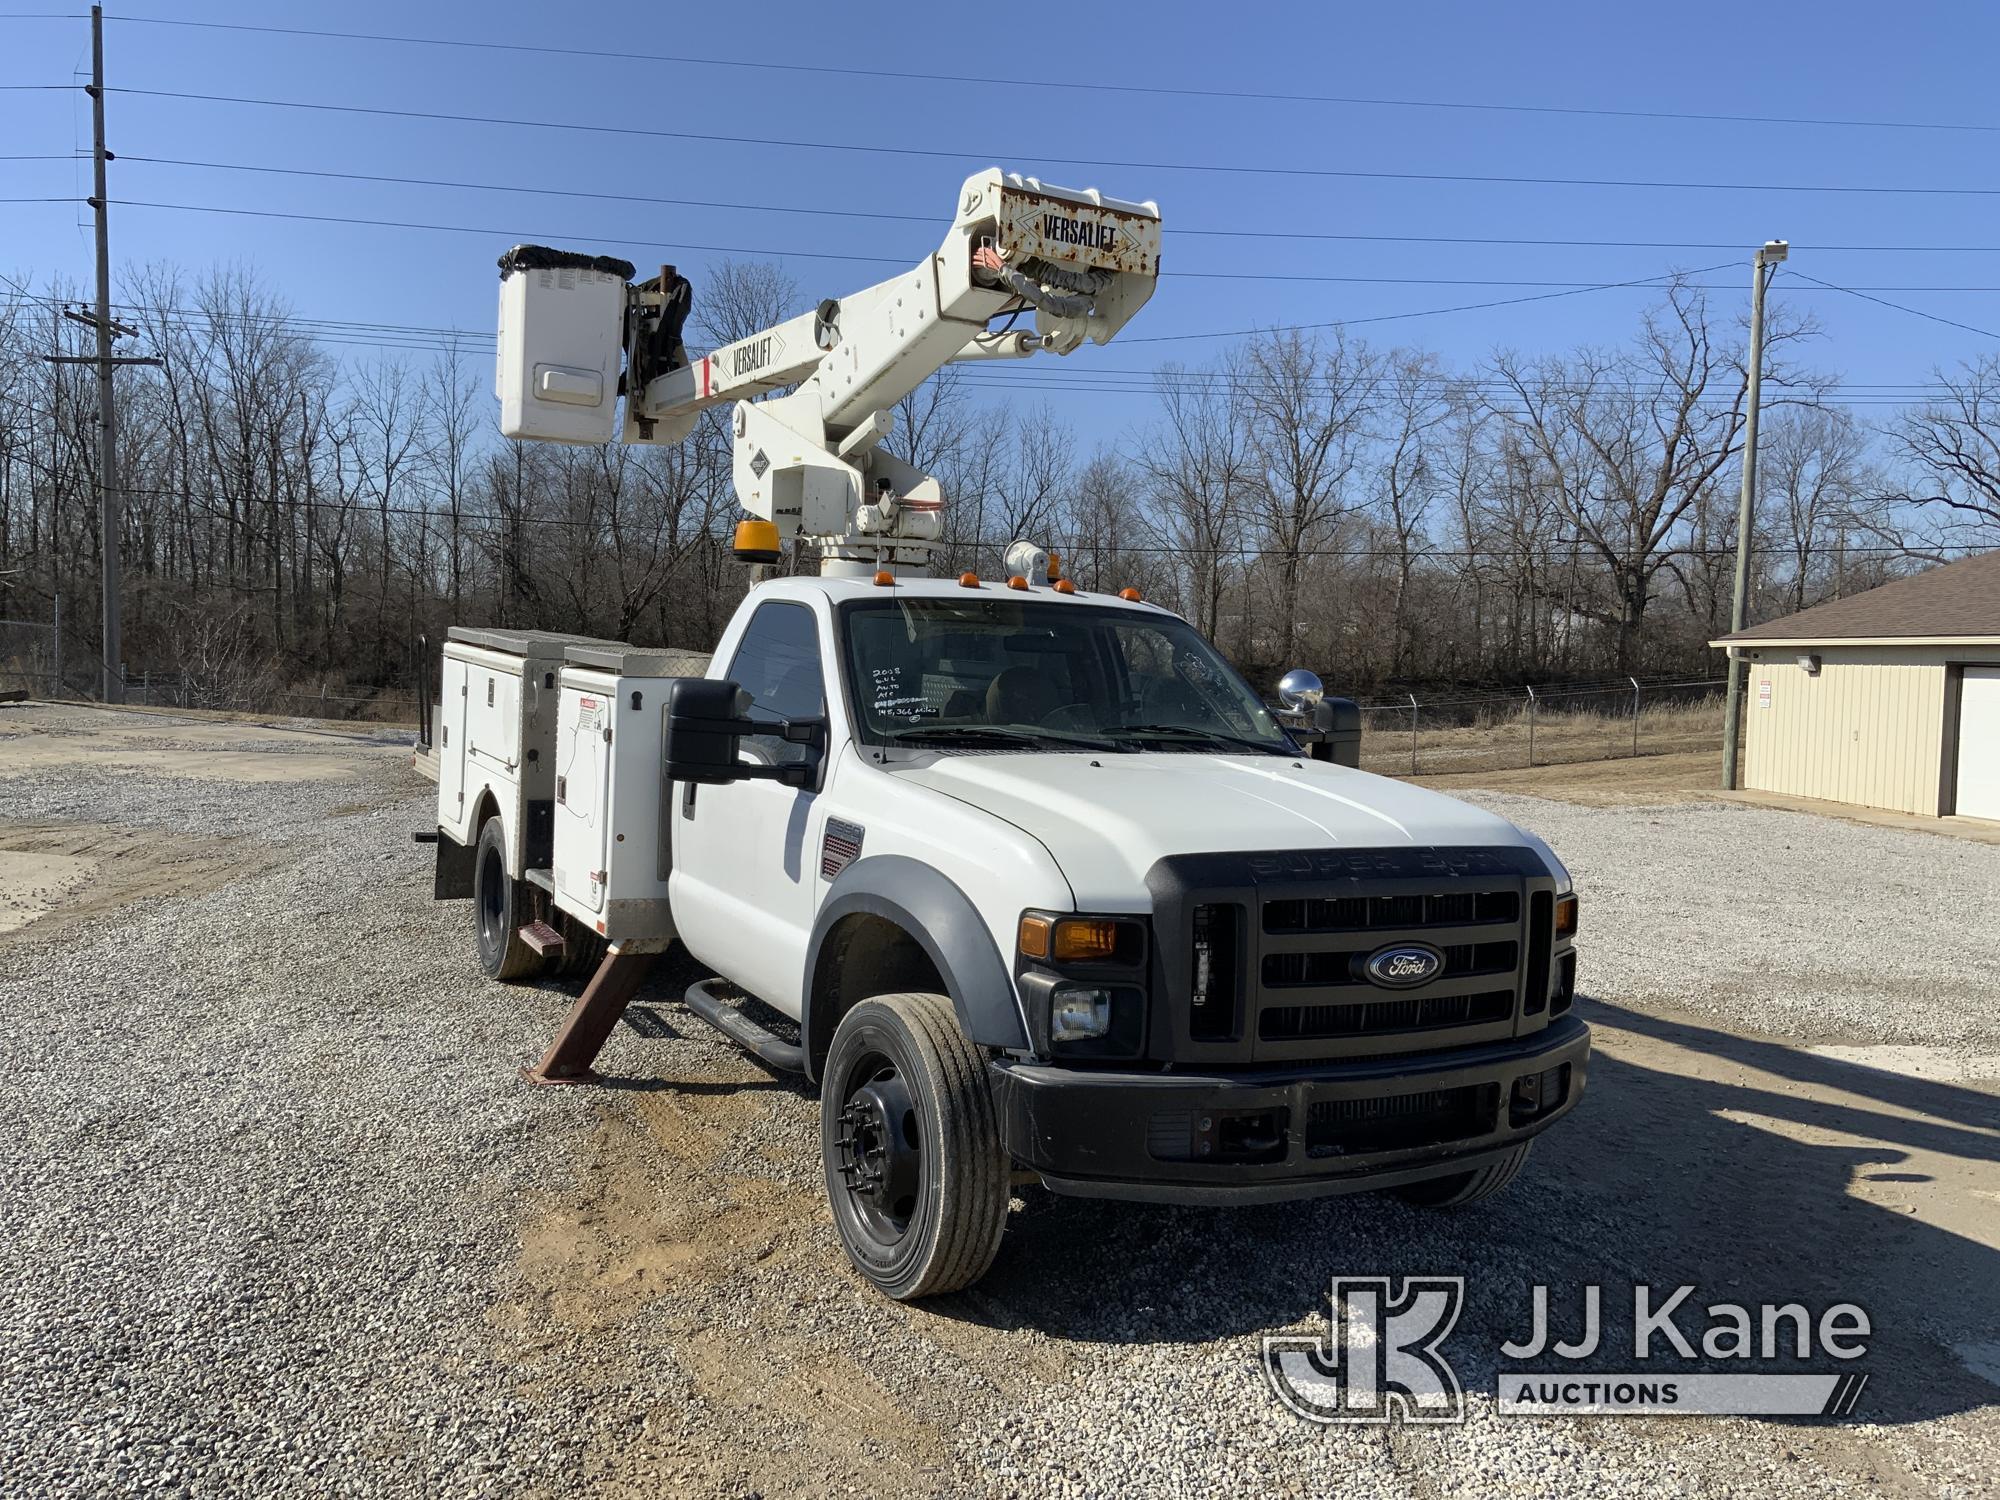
[[2, 707, 1995, 1498], [1470, 790, 2000, 1049]]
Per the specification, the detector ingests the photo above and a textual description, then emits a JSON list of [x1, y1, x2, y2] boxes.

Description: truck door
[[670, 600, 827, 1018]]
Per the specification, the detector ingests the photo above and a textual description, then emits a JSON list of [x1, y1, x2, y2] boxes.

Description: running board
[[682, 980, 805, 1074]]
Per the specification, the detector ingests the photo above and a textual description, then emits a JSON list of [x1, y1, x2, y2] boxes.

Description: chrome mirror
[[1277, 669, 1324, 712]]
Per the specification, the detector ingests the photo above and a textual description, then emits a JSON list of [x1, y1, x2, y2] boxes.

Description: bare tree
[[1370, 352, 1455, 676], [1240, 329, 1378, 660], [1132, 367, 1252, 643], [1889, 355, 2000, 542], [1490, 279, 1819, 672], [1760, 406, 1877, 610], [695, 259, 802, 350]]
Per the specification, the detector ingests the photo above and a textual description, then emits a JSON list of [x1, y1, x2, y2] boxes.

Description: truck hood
[[892, 752, 1552, 909]]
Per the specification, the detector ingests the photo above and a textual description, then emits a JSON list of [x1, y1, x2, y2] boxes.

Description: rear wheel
[[821, 992, 1010, 1300], [1391, 1142, 1533, 1207], [473, 817, 538, 981]]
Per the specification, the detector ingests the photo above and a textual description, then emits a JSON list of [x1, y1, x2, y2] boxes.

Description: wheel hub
[[835, 1063, 920, 1246]]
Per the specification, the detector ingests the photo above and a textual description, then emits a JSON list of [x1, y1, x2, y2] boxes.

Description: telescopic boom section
[[495, 168, 1161, 576]]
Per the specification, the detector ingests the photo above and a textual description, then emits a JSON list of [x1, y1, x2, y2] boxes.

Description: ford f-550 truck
[[429, 168, 1588, 1299], [430, 569, 1586, 1299]]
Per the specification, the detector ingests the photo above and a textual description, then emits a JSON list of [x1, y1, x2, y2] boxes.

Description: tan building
[[1711, 550, 2000, 821]]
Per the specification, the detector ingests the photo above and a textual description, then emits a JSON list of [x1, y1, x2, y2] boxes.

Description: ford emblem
[[1363, 943, 1444, 989]]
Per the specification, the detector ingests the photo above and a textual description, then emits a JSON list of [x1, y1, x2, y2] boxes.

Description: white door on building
[[1956, 667, 2000, 821]]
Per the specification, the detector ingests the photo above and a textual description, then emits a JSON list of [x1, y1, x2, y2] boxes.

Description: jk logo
[[1264, 1276, 1466, 1424]]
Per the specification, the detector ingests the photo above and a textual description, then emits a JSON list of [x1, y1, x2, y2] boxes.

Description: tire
[[553, 910, 606, 978], [472, 816, 538, 981], [820, 992, 1010, 1300], [1391, 1142, 1533, 1208]]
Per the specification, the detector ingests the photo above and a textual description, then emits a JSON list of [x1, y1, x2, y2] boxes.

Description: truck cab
[[435, 572, 1588, 1298]]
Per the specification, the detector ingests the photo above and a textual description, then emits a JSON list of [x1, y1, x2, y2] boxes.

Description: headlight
[[1049, 984, 1114, 1041], [1555, 893, 1579, 939]]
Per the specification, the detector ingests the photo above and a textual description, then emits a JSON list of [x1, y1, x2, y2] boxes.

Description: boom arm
[[496, 168, 1161, 576]]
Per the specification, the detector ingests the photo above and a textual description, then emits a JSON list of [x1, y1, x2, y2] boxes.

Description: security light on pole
[[1720, 239, 1788, 791]]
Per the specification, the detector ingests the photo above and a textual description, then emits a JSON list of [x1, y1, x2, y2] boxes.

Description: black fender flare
[[802, 854, 1027, 1079]]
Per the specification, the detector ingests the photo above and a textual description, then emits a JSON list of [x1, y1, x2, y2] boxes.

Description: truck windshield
[[840, 597, 1297, 754]]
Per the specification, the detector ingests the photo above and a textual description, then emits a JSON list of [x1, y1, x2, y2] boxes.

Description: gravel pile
[[2, 715, 1994, 1497]]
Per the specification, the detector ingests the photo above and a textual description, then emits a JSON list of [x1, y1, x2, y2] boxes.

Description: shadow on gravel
[[939, 995, 2000, 1428]]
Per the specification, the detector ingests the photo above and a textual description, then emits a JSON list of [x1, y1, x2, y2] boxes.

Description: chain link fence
[[1349, 676, 1727, 777], [9, 615, 1726, 768]]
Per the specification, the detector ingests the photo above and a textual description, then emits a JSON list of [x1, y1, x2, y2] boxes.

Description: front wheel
[[1391, 1142, 1533, 1207], [820, 993, 1010, 1300]]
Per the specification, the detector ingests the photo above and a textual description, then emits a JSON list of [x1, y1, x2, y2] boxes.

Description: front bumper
[[989, 1014, 1590, 1204]]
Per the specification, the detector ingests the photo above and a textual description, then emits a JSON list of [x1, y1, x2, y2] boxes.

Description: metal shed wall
[[1739, 644, 2000, 815]]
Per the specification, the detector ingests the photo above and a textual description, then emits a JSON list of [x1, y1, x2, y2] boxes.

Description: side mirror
[[1307, 696, 1362, 769], [664, 678, 817, 789], [1277, 668, 1324, 712]]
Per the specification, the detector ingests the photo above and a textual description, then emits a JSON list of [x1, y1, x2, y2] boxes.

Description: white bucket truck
[[427, 170, 1589, 1299]]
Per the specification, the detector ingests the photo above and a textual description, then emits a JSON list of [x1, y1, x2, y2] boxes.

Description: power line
[[1784, 269, 2000, 342], [109, 197, 910, 268], [103, 153, 2000, 256], [1124, 266, 1734, 344], [0, 438, 1935, 562], [108, 87, 2000, 199], [95, 14, 2000, 138], [1, 284, 1966, 404], [97, 200, 2000, 294]]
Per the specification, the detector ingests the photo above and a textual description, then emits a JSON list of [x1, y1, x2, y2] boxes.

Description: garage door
[[1957, 667, 2000, 821]]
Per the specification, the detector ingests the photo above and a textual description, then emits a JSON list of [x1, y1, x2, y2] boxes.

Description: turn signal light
[[1555, 894, 1579, 939], [1053, 918, 1121, 962], [1018, 914, 1052, 959]]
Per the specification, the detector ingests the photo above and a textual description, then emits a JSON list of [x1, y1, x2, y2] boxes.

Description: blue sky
[[5, 0, 1999, 449]]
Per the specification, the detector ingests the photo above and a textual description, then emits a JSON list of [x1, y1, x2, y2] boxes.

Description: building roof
[[1712, 549, 2000, 646]]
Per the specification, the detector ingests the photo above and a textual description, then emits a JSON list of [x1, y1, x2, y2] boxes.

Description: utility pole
[[87, 4, 120, 703], [44, 8, 160, 701], [1720, 239, 1788, 791]]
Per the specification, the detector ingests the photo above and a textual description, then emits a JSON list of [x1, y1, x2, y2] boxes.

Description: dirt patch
[[0, 822, 270, 949], [495, 1061, 1071, 1497], [0, 851, 98, 936], [0, 738, 366, 784], [0, 705, 397, 784]]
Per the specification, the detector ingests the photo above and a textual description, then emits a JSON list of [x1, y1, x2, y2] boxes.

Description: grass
[[1361, 696, 1727, 777]]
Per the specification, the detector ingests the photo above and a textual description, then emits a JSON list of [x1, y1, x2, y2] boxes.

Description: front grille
[[1261, 988, 1514, 1041], [1149, 845, 1555, 1065], [1263, 940, 1518, 990], [1305, 1083, 1497, 1156], [1265, 890, 1519, 934]]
